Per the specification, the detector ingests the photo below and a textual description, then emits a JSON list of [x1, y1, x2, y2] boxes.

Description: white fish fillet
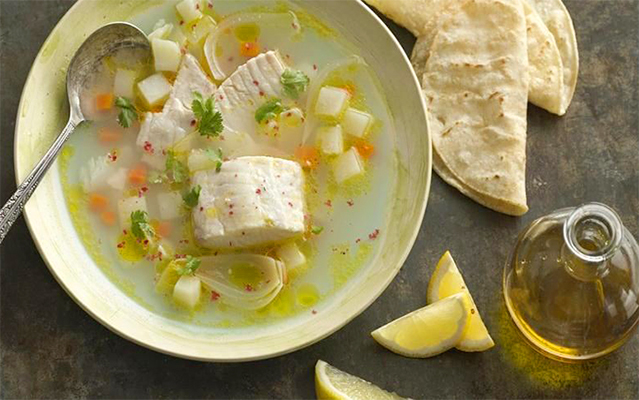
[[191, 156, 305, 249], [137, 54, 216, 153]]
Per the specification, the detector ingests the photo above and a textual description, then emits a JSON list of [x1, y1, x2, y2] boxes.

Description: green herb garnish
[[166, 150, 188, 184], [182, 185, 201, 208], [205, 148, 224, 172], [115, 97, 139, 128], [130, 210, 155, 240], [310, 225, 324, 235], [192, 91, 224, 138], [280, 69, 310, 99], [177, 255, 201, 275], [255, 98, 285, 123]]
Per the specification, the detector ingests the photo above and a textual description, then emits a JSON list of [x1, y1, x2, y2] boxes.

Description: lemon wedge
[[371, 293, 469, 358], [315, 360, 407, 400], [427, 251, 495, 352]]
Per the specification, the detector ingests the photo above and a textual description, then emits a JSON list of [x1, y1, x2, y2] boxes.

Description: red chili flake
[[347, 200, 354, 206], [190, 119, 196, 126], [143, 239, 149, 245], [219, 94, 225, 101], [313, 64, 318, 70], [179, 20, 184, 25], [229, 204, 234, 209], [227, 56, 234, 62], [312, 310, 317, 315], [180, 47, 186, 55], [229, 241, 233, 247], [229, 211, 234, 216], [107, 151, 118, 162], [241, 231, 246, 236], [253, 80, 259, 86], [285, 54, 290, 59], [259, 91, 265, 97], [245, 284, 253, 292], [256, 188, 262, 194], [162, 149, 167, 156], [211, 291, 220, 301], [288, 202, 294, 207], [324, 200, 332, 207], [143, 141, 154, 154], [355, 238, 361, 243], [368, 229, 380, 240], [122, 229, 128, 235], [195, 3, 200, 9], [199, 206, 204, 211], [208, 2, 213, 8], [117, 242, 125, 249], [141, 186, 149, 193]]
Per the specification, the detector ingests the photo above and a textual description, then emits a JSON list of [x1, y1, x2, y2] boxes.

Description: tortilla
[[526, 0, 579, 115], [363, 0, 459, 37], [408, 0, 565, 115], [423, 0, 529, 215]]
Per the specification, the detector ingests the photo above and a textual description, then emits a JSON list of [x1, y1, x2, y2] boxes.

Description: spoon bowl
[[0, 22, 150, 244]]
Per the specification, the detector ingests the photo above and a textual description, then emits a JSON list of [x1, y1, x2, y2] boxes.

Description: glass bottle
[[503, 202, 639, 361]]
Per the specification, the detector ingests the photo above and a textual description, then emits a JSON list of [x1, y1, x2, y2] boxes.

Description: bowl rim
[[13, 0, 432, 361]]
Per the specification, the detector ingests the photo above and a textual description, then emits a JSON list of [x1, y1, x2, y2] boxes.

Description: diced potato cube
[[152, 38, 182, 72], [113, 69, 137, 98], [315, 86, 350, 118], [118, 196, 148, 227], [148, 20, 173, 41], [342, 108, 373, 138], [276, 242, 306, 270], [157, 192, 183, 220], [333, 147, 364, 184], [176, 0, 202, 24], [318, 125, 344, 155], [137, 73, 172, 108], [106, 167, 128, 191], [173, 275, 201, 309]]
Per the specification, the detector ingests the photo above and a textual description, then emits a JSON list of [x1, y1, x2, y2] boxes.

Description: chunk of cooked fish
[[191, 156, 305, 249], [137, 54, 216, 153], [215, 51, 287, 134]]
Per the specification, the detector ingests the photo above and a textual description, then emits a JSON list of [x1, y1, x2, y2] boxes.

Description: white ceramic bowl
[[14, 0, 431, 361]]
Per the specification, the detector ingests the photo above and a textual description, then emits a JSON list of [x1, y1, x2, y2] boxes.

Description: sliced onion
[[195, 254, 285, 310], [204, 12, 298, 81], [302, 56, 366, 145]]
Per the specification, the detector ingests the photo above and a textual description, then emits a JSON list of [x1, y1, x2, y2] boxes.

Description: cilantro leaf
[[165, 151, 188, 184], [192, 91, 224, 138], [177, 255, 201, 276], [205, 148, 224, 172], [182, 185, 201, 208], [255, 98, 285, 123], [130, 210, 155, 240], [115, 97, 139, 128], [280, 69, 310, 99], [310, 225, 324, 235]]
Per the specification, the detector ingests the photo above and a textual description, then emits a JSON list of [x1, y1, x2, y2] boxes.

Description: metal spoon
[[0, 22, 150, 244]]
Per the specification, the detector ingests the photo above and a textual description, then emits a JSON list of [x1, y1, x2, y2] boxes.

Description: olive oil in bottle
[[503, 203, 639, 361]]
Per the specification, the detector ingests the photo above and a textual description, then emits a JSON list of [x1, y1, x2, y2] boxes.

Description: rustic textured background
[[1, 0, 638, 398]]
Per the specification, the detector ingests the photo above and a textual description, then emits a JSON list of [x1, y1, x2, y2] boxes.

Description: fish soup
[[61, 0, 397, 326]]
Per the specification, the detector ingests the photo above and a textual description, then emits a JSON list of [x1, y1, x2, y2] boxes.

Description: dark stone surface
[[0, 0, 638, 398]]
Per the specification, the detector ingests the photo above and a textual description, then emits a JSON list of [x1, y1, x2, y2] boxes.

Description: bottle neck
[[562, 202, 623, 280]]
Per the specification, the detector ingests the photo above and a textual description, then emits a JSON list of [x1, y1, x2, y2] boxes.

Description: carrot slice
[[88, 193, 109, 212], [155, 221, 172, 238], [295, 145, 319, 170], [98, 127, 122, 144], [355, 141, 375, 159], [95, 93, 114, 111], [128, 164, 147, 186], [239, 41, 260, 58], [100, 211, 116, 226]]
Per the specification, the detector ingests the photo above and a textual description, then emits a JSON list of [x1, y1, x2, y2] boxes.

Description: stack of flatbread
[[364, 0, 579, 216]]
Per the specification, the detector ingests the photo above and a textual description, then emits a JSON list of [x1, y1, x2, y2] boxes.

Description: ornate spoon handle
[[0, 117, 80, 244]]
